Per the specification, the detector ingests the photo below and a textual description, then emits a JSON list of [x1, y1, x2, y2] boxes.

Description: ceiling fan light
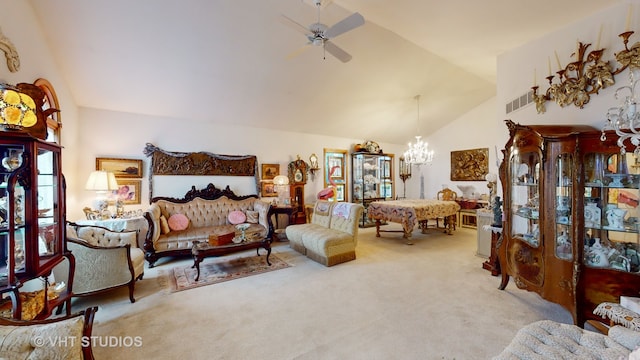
[[313, 38, 323, 46]]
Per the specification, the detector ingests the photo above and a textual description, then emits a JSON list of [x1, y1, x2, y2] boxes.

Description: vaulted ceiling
[[29, 0, 621, 145]]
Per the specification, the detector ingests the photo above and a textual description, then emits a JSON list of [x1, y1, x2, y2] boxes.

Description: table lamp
[[273, 175, 290, 206], [85, 170, 118, 216]]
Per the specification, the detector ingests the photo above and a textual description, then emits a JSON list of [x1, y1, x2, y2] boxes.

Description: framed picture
[[261, 164, 279, 180], [450, 148, 489, 181], [261, 181, 277, 197], [96, 158, 143, 178], [324, 148, 348, 202], [335, 184, 345, 202], [327, 155, 344, 180], [112, 179, 141, 205]]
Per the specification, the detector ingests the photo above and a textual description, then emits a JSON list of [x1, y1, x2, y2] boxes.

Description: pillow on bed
[[228, 210, 246, 225], [168, 213, 189, 231]]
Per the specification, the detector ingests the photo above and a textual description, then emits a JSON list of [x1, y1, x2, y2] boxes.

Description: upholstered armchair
[[61, 222, 144, 303], [0, 306, 98, 360]]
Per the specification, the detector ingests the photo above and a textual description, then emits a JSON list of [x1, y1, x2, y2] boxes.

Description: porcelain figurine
[[585, 238, 611, 268], [584, 202, 601, 228], [606, 207, 627, 230]]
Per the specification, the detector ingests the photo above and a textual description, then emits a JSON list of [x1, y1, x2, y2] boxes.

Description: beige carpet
[[68, 225, 573, 359], [161, 253, 291, 292]]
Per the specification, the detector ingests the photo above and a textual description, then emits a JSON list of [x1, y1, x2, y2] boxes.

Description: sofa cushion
[[228, 210, 246, 225], [168, 213, 190, 231], [160, 215, 171, 234], [246, 210, 259, 224]]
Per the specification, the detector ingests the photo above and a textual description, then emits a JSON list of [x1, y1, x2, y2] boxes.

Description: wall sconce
[[85, 170, 118, 218], [398, 155, 412, 199], [273, 175, 290, 206], [532, 27, 640, 114]]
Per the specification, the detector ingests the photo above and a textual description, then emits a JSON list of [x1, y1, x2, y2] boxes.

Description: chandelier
[[404, 95, 434, 165], [597, 27, 640, 154]]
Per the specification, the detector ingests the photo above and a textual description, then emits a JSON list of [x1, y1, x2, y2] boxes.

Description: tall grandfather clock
[[288, 156, 308, 224]]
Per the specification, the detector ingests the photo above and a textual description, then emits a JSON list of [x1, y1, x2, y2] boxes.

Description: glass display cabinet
[[0, 132, 73, 320], [351, 151, 394, 227], [498, 120, 640, 328]]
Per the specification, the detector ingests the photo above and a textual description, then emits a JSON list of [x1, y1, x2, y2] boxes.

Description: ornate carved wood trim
[[151, 183, 257, 204], [143, 143, 259, 200]]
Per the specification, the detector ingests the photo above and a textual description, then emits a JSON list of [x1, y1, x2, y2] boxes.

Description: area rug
[[162, 254, 290, 293]]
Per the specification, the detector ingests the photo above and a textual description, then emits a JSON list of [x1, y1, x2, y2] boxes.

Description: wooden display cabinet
[[0, 132, 73, 320], [351, 151, 394, 228], [498, 120, 640, 327]]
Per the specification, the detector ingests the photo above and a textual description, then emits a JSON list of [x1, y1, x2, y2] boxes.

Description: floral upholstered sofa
[[285, 200, 363, 266], [143, 184, 272, 267]]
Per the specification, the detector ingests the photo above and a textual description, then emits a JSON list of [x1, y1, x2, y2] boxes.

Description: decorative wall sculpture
[[0, 27, 19, 73], [143, 143, 258, 200], [450, 148, 489, 181]]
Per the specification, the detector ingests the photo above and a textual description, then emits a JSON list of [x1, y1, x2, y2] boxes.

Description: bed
[[367, 199, 461, 244]]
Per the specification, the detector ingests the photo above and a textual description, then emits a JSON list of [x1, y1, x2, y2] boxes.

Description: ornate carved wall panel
[[143, 143, 259, 200], [450, 148, 489, 181]]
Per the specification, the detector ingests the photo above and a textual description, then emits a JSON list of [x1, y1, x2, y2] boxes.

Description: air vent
[[506, 90, 534, 114]]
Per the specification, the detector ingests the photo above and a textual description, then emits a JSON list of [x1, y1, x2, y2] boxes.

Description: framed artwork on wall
[[323, 148, 348, 202], [96, 157, 143, 178], [261, 164, 279, 180], [450, 148, 489, 181], [112, 179, 141, 204], [261, 182, 277, 197]]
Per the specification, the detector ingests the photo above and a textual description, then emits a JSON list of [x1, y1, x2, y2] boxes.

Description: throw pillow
[[168, 213, 189, 231], [246, 210, 259, 224], [228, 210, 246, 225], [160, 215, 170, 234]]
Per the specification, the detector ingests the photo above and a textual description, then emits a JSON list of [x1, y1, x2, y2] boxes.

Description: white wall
[[497, 2, 634, 131], [408, 97, 500, 201], [76, 107, 408, 220], [0, 0, 82, 217]]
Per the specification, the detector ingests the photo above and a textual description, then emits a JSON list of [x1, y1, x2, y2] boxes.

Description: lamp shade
[[85, 171, 119, 191], [273, 175, 289, 186], [0, 83, 37, 129]]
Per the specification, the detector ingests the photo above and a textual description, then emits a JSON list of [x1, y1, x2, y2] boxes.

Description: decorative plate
[[363, 140, 380, 153]]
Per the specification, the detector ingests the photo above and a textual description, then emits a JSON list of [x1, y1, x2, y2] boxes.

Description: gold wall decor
[[143, 143, 258, 200], [532, 29, 640, 114], [450, 148, 489, 181], [0, 27, 19, 73]]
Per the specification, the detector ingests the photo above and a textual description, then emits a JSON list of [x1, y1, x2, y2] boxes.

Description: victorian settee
[[143, 184, 272, 267], [285, 200, 363, 266]]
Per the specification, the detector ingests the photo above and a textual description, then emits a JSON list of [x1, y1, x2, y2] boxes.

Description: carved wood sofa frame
[[143, 184, 274, 267]]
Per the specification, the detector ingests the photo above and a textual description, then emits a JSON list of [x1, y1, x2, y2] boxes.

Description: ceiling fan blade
[[280, 14, 311, 36], [286, 44, 312, 60], [325, 12, 364, 39], [324, 41, 352, 63]]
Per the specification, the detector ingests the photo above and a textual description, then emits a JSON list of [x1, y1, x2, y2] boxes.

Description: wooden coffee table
[[191, 238, 272, 281]]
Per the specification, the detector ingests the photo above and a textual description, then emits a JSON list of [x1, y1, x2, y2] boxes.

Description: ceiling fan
[[280, 0, 365, 63]]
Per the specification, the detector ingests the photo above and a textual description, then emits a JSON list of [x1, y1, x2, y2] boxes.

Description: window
[[33, 78, 61, 144]]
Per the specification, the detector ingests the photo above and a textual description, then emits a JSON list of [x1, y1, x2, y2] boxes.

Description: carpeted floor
[[161, 253, 291, 292], [68, 225, 574, 359]]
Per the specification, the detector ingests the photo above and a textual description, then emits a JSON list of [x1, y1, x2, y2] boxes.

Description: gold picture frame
[[261, 181, 277, 197], [450, 148, 489, 181], [112, 179, 141, 204], [261, 164, 279, 180], [96, 157, 143, 178], [323, 148, 348, 202]]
